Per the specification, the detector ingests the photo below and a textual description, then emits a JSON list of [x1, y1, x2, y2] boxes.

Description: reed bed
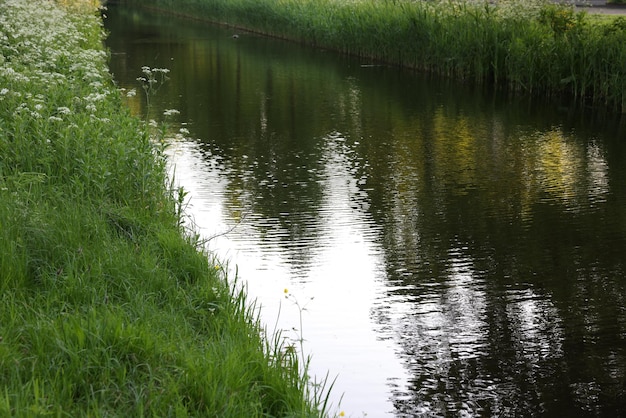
[[0, 0, 330, 416], [121, 0, 626, 111]]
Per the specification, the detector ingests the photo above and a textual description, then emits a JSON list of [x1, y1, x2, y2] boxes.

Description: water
[[105, 5, 626, 416]]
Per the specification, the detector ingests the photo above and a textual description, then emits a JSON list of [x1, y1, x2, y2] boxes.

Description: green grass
[[120, 0, 626, 111], [0, 0, 331, 416]]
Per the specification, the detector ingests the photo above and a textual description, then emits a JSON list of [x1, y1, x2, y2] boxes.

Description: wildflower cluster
[[0, 0, 169, 208], [136, 66, 170, 110], [492, 0, 552, 20], [0, 0, 111, 139]]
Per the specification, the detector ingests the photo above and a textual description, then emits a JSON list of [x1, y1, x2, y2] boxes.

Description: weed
[[121, 0, 626, 110]]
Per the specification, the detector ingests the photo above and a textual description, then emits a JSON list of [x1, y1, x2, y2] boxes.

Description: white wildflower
[[85, 92, 106, 102], [163, 109, 180, 116]]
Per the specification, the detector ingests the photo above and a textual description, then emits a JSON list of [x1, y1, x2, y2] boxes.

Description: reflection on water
[[105, 5, 626, 417]]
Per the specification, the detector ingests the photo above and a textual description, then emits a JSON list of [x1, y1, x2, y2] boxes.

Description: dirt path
[[568, 0, 626, 14]]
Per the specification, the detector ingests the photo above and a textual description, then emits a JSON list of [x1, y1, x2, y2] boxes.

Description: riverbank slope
[[0, 0, 327, 416], [118, 0, 626, 111]]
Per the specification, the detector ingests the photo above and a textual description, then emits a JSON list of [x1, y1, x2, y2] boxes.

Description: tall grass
[[121, 0, 626, 111], [0, 0, 330, 416]]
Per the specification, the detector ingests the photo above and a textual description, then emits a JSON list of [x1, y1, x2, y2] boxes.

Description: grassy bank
[[118, 0, 626, 111], [0, 0, 329, 416]]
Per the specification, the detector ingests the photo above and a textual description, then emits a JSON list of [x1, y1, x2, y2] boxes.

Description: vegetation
[[0, 0, 330, 416], [119, 0, 626, 111]]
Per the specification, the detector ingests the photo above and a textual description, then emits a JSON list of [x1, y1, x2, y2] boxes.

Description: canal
[[105, 4, 626, 416]]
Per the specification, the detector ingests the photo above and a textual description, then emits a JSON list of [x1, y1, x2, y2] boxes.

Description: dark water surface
[[105, 5, 626, 416]]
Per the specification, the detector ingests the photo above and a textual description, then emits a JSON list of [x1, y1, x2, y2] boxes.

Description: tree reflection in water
[[105, 5, 626, 416]]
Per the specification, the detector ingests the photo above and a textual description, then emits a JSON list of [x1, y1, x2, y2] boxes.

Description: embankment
[[0, 0, 326, 416], [117, 0, 626, 111]]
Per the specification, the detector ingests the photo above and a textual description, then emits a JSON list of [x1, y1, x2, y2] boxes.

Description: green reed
[[122, 0, 626, 111], [0, 0, 330, 416]]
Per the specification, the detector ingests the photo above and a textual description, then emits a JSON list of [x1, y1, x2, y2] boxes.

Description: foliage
[[120, 0, 626, 111]]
